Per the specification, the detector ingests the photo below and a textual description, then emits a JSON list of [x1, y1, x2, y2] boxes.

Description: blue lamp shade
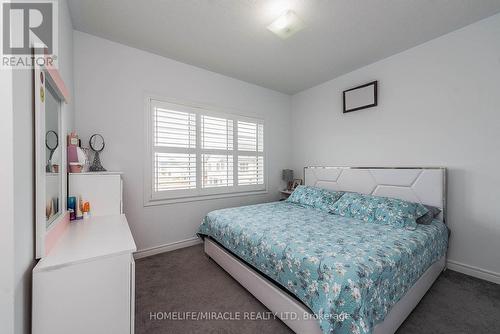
[[282, 169, 294, 182]]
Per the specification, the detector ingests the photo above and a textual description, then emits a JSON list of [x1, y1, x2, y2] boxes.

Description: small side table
[[279, 190, 293, 200]]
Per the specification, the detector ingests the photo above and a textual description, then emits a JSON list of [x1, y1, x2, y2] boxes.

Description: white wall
[[8, 1, 75, 333], [11, 60, 33, 334], [73, 31, 291, 252], [0, 68, 15, 334], [291, 13, 500, 280]]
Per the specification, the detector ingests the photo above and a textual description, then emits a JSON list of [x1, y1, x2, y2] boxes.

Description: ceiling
[[68, 0, 500, 94]]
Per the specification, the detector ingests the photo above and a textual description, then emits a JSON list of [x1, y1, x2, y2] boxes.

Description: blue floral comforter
[[197, 202, 448, 334]]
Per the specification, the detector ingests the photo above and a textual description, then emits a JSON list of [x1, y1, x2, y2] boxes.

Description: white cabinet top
[[69, 171, 123, 175], [34, 214, 136, 272]]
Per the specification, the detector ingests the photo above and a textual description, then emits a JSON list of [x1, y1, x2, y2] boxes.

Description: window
[[201, 115, 233, 188], [236, 121, 264, 186], [146, 98, 266, 204], [153, 108, 196, 192]]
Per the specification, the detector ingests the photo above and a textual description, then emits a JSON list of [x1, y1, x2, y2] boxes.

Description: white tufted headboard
[[304, 167, 447, 222]]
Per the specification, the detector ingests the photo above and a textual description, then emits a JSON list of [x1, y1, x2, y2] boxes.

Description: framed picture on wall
[[343, 81, 378, 113]]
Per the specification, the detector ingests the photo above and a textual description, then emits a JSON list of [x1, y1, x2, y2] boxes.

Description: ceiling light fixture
[[267, 10, 305, 39]]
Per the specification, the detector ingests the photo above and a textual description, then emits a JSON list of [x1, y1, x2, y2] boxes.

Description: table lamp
[[282, 169, 294, 191]]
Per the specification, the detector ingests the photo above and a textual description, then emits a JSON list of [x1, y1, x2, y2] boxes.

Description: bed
[[198, 167, 448, 334]]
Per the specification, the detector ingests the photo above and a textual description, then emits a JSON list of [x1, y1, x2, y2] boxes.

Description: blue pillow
[[286, 186, 344, 212], [330, 192, 428, 229]]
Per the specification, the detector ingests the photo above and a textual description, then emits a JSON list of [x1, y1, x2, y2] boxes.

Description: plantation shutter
[[153, 106, 196, 191], [237, 121, 264, 186], [148, 98, 265, 202], [201, 115, 234, 188]]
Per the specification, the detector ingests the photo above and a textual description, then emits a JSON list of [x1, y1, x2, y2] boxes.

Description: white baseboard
[[447, 260, 500, 285], [134, 237, 202, 259]]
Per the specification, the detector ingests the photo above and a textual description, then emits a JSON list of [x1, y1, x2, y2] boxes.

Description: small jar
[[69, 162, 83, 173]]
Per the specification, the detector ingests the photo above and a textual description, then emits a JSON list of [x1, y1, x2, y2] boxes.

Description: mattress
[[198, 201, 448, 334]]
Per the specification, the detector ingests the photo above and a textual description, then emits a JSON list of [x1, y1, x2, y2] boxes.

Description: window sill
[[144, 189, 268, 207]]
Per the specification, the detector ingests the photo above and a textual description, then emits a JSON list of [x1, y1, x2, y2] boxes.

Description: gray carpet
[[135, 244, 500, 334]]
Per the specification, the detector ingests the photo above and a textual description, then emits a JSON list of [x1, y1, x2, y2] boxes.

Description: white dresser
[[33, 173, 136, 334], [69, 172, 123, 216]]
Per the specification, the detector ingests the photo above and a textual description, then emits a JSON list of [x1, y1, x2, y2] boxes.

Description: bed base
[[205, 238, 445, 334]]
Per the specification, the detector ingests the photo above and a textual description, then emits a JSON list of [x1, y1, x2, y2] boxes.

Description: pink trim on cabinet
[[45, 212, 70, 256]]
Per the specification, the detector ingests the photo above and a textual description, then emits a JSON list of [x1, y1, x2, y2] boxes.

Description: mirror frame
[[34, 49, 71, 259]]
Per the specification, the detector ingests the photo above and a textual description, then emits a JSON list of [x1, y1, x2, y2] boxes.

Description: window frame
[[144, 96, 267, 206]]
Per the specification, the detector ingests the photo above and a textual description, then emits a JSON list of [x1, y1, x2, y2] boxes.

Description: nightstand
[[279, 190, 293, 200]]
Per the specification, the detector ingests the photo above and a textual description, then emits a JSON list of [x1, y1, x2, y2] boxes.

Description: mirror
[[35, 53, 70, 259], [46, 130, 58, 164], [89, 133, 105, 151], [44, 84, 62, 226]]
